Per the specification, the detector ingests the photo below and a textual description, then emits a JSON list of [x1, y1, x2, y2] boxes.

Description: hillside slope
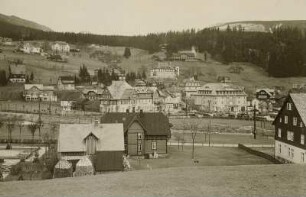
[[1, 164, 305, 197], [0, 13, 52, 31], [213, 20, 306, 32]]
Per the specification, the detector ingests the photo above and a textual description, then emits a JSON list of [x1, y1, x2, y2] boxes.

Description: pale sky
[[0, 0, 306, 35]]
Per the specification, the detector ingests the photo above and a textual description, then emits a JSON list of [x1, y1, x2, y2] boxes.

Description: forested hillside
[[1, 19, 305, 77]]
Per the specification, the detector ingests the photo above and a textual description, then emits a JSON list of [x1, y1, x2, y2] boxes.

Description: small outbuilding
[[73, 156, 94, 177], [53, 159, 73, 178]]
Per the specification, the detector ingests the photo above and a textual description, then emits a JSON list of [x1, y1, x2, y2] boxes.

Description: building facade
[[23, 84, 58, 102], [192, 83, 247, 113], [273, 93, 306, 164], [150, 62, 179, 79], [51, 41, 70, 53]]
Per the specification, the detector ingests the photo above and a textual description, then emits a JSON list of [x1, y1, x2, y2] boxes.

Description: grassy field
[[170, 132, 274, 145], [129, 146, 273, 170], [170, 117, 274, 133], [0, 45, 148, 84], [1, 164, 305, 197]]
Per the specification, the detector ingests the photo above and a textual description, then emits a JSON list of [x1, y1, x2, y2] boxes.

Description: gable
[[128, 121, 145, 134], [273, 94, 306, 125]]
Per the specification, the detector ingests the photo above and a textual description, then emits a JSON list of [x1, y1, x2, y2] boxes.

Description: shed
[[73, 156, 94, 177], [53, 159, 73, 178]]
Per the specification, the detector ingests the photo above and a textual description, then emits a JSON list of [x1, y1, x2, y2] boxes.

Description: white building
[[273, 93, 306, 164], [150, 62, 179, 79], [192, 83, 247, 113], [100, 81, 156, 113], [184, 78, 201, 98], [51, 41, 70, 53], [19, 42, 42, 54], [23, 84, 57, 102]]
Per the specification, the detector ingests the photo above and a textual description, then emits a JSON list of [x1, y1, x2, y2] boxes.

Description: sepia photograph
[[0, 0, 305, 196]]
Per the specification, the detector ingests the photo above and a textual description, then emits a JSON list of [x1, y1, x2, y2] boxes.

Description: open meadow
[[128, 146, 273, 170], [0, 164, 305, 197]]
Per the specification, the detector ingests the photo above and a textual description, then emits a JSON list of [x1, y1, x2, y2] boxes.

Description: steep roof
[[107, 81, 132, 99], [100, 112, 171, 136], [24, 84, 55, 91], [58, 123, 124, 153], [290, 93, 306, 124], [9, 64, 26, 75]]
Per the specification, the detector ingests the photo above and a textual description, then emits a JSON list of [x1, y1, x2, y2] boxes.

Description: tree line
[[1, 19, 306, 77]]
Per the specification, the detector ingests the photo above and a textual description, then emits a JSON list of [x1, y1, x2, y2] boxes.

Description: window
[[280, 117, 282, 123], [279, 144, 281, 153], [300, 122, 304, 127], [152, 141, 157, 150], [293, 117, 298, 126], [284, 116, 288, 124], [278, 128, 282, 138], [301, 134, 305, 145], [138, 144, 142, 151], [288, 148, 291, 157], [291, 148, 294, 159], [287, 103, 292, 110], [137, 133, 142, 140], [287, 131, 294, 141], [302, 153, 305, 163]]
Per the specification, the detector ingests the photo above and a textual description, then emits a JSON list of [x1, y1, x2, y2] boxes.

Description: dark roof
[[100, 112, 171, 136], [273, 93, 306, 125], [10, 64, 26, 75], [56, 90, 83, 101], [58, 76, 75, 84]]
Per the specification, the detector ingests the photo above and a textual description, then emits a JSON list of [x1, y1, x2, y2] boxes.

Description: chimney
[[94, 119, 99, 127], [139, 109, 144, 117]]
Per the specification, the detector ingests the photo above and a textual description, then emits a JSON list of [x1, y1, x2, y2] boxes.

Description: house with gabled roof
[[100, 81, 155, 113], [57, 123, 124, 171], [273, 93, 306, 164], [51, 41, 70, 53], [8, 64, 26, 83], [100, 111, 171, 156], [23, 84, 57, 102]]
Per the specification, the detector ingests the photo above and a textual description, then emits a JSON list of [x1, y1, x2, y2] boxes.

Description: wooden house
[[273, 93, 306, 163], [8, 64, 26, 83], [57, 123, 125, 171], [100, 112, 171, 157]]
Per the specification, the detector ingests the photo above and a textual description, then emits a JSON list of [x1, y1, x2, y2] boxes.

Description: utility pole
[[253, 104, 256, 139]]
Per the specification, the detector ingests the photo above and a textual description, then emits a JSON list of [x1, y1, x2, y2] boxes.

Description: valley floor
[[0, 164, 305, 197]]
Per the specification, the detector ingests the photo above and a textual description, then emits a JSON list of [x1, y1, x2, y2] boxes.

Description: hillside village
[[0, 26, 306, 196]]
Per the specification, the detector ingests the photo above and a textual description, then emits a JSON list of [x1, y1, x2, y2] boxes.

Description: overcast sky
[[1, 0, 306, 35]]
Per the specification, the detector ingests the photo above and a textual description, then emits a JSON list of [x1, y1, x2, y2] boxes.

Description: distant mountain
[[212, 20, 306, 32], [0, 13, 52, 32]]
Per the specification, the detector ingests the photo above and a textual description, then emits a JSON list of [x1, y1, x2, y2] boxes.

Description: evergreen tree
[[0, 70, 7, 86], [123, 47, 131, 58]]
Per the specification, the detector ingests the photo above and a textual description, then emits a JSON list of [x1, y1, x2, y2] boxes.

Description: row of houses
[[17, 41, 70, 54]]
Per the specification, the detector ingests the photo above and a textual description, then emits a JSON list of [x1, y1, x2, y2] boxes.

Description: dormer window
[[287, 103, 292, 110], [85, 133, 98, 155]]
